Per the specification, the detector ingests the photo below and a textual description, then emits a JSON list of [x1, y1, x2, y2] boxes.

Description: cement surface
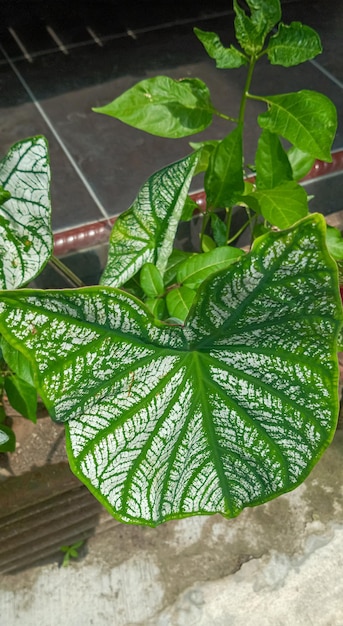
[[1, 431, 343, 626]]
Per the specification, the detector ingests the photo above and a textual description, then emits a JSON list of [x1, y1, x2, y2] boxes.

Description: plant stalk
[[49, 256, 85, 288]]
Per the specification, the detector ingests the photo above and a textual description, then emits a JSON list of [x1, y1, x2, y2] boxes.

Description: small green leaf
[[257, 90, 337, 162], [93, 77, 214, 138], [101, 153, 199, 287], [4, 375, 37, 422], [211, 213, 228, 247], [145, 298, 167, 320], [194, 27, 248, 68], [0, 424, 15, 453], [0, 186, 11, 205], [0, 136, 52, 289], [255, 130, 293, 189], [177, 245, 244, 289], [267, 22, 322, 67], [201, 234, 216, 253], [287, 146, 315, 181], [166, 286, 196, 321], [140, 263, 164, 298], [181, 196, 198, 222], [234, 0, 281, 55], [164, 249, 195, 286], [326, 226, 343, 261], [190, 140, 219, 174], [246, 181, 309, 229], [205, 126, 244, 209], [1, 338, 35, 387]]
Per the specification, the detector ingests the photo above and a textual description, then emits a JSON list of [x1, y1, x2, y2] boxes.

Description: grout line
[[0, 9, 234, 65], [86, 27, 103, 47], [8, 28, 33, 63], [0, 44, 112, 226], [310, 59, 343, 90], [46, 25, 69, 55]]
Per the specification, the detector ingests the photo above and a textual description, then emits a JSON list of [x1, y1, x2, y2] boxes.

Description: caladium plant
[[0, 0, 342, 525]]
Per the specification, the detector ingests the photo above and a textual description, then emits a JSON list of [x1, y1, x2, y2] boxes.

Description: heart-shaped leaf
[[257, 91, 337, 162], [0, 214, 340, 526], [0, 136, 52, 289], [93, 77, 214, 138], [101, 153, 199, 287]]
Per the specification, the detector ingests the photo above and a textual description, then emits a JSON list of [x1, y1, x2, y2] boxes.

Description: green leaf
[[0, 215, 341, 526], [257, 90, 337, 162], [326, 226, 343, 261], [201, 234, 216, 253], [164, 249, 195, 286], [0, 137, 52, 289], [177, 245, 244, 289], [181, 196, 198, 222], [0, 338, 35, 387], [194, 28, 248, 68], [101, 153, 199, 287], [4, 375, 37, 422], [140, 263, 164, 298], [0, 424, 15, 453], [205, 126, 244, 209], [0, 186, 11, 205], [287, 146, 315, 181], [93, 77, 214, 138], [267, 22, 322, 67], [233, 0, 281, 55], [211, 213, 227, 247], [246, 181, 309, 229], [166, 286, 196, 321], [190, 140, 219, 174], [145, 298, 167, 320], [255, 130, 293, 189]]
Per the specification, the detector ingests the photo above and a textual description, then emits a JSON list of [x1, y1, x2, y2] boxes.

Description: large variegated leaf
[[101, 153, 199, 287], [0, 136, 52, 289], [0, 215, 341, 526]]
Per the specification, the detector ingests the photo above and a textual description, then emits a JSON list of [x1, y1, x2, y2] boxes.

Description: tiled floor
[[0, 0, 342, 261]]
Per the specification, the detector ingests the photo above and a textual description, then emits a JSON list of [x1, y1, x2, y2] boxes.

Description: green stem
[[225, 207, 232, 241], [213, 109, 239, 123], [49, 256, 85, 288], [227, 217, 251, 245], [238, 55, 257, 126]]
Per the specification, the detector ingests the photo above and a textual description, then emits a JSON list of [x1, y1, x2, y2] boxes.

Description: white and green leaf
[[101, 153, 199, 287], [0, 214, 341, 525], [0, 136, 52, 289]]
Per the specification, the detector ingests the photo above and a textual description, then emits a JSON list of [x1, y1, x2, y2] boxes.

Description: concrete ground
[[1, 430, 342, 626]]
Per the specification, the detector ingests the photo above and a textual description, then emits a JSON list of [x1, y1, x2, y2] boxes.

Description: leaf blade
[[101, 153, 199, 287], [93, 77, 214, 138], [0, 137, 52, 289], [0, 215, 341, 525]]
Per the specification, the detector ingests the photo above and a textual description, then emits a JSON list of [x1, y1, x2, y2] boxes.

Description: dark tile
[[1, 1, 342, 234], [280, 0, 343, 83], [0, 61, 108, 230]]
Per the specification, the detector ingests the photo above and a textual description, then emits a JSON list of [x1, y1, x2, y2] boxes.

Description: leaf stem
[[49, 256, 85, 288], [227, 217, 251, 245], [238, 55, 257, 125], [213, 109, 239, 123]]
